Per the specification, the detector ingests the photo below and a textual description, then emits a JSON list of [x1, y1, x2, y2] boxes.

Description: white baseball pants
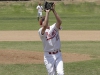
[[44, 51, 64, 75]]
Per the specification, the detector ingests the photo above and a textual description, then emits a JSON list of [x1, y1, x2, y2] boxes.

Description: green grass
[[0, 41, 100, 56], [0, 64, 47, 75], [0, 2, 100, 30], [0, 16, 39, 30], [0, 59, 100, 75], [61, 41, 100, 56], [65, 59, 100, 75], [0, 41, 43, 51], [0, 2, 100, 75], [0, 15, 100, 30]]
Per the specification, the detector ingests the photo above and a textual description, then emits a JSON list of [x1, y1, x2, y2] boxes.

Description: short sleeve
[[36, 6, 39, 9], [38, 28, 44, 37], [52, 23, 62, 31]]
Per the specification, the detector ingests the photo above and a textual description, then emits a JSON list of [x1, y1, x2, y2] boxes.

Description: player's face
[[39, 4, 41, 6]]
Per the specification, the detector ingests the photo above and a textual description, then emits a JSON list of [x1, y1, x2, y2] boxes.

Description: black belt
[[48, 50, 61, 54]]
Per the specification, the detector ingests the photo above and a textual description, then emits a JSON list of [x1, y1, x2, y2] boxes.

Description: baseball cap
[[39, 16, 45, 25]]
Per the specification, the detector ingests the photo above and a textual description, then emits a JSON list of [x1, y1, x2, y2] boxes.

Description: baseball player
[[38, 3, 64, 75], [36, 3, 43, 21]]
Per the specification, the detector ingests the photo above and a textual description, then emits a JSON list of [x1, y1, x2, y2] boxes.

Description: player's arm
[[41, 10, 50, 35], [42, 6, 44, 11], [36, 6, 38, 9], [52, 4, 62, 29]]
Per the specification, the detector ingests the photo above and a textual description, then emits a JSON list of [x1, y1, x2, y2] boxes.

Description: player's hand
[[45, 9, 51, 13], [44, 9, 51, 12], [51, 3, 55, 11]]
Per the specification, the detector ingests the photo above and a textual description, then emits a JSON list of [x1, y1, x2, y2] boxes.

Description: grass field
[[0, 41, 100, 56], [0, 2, 100, 30], [1, 15, 100, 30], [0, 41, 100, 75], [0, 2, 100, 75], [0, 59, 100, 75]]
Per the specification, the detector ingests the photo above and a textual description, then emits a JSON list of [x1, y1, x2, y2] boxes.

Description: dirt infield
[[0, 30, 100, 41], [0, 50, 92, 64], [0, 30, 100, 64]]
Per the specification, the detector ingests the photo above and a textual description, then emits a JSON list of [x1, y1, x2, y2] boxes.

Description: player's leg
[[40, 12, 42, 18], [44, 53, 56, 75], [56, 53, 64, 75], [37, 12, 40, 21]]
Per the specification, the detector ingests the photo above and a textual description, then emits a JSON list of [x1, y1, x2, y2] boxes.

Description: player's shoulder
[[50, 23, 62, 30], [38, 27, 42, 32], [50, 23, 56, 27], [38, 27, 42, 35], [37, 5, 40, 7], [38, 27, 46, 37], [50, 23, 56, 29]]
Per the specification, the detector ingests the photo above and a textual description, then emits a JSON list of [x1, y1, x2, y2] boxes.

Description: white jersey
[[38, 23, 61, 52], [36, 5, 43, 12]]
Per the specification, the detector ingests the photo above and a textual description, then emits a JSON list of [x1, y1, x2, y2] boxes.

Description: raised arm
[[52, 4, 62, 29], [41, 10, 50, 35]]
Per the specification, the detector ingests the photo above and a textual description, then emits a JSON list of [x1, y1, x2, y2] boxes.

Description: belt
[[48, 50, 61, 54]]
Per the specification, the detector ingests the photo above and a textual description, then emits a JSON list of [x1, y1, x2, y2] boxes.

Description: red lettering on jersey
[[45, 29, 58, 40]]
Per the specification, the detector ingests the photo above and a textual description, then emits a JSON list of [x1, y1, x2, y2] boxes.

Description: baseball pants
[[37, 12, 42, 17], [44, 51, 64, 75]]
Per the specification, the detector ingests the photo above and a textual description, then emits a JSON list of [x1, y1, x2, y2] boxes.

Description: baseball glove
[[44, 1, 54, 10]]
